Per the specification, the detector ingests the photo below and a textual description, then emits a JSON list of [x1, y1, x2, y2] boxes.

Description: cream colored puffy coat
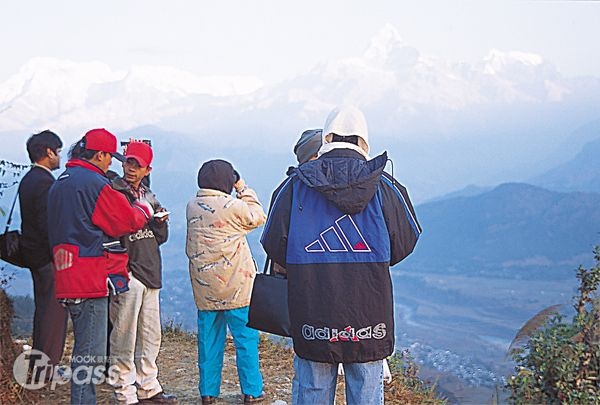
[[186, 186, 266, 310]]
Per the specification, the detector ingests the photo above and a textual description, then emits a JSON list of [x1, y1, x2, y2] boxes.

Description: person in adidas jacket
[[47, 129, 151, 405], [107, 140, 177, 404], [261, 106, 422, 405]]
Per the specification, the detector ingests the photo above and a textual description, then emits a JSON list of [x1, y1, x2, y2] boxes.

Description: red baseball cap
[[84, 128, 125, 161], [125, 141, 153, 167]]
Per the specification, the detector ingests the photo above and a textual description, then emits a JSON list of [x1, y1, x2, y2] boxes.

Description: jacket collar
[[318, 141, 369, 160], [33, 163, 53, 175], [196, 188, 231, 198], [66, 159, 106, 176], [320, 148, 367, 160]]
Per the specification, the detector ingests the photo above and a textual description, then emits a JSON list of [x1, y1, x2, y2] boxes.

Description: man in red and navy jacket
[[47, 128, 153, 405]]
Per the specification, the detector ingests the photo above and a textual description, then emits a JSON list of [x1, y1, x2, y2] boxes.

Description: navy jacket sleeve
[[260, 176, 294, 267], [380, 172, 422, 266]]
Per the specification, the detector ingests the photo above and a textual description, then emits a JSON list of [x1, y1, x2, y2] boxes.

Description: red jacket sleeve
[[92, 184, 148, 238]]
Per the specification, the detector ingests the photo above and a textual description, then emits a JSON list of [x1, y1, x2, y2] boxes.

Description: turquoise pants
[[197, 306, 263, 397]]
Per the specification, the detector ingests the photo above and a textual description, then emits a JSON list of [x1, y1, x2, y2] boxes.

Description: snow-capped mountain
[[0, 57, 263, 133], [0, 25, 598, 147], [252, 24, 576, 115]]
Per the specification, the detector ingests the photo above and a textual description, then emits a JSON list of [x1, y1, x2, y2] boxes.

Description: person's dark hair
[[331, 134, 359, 145], [26, 130, 62, 163], [68, 137, 97, 160]]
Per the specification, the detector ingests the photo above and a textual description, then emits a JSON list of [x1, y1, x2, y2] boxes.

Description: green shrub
[[507, 248, 600, 404]]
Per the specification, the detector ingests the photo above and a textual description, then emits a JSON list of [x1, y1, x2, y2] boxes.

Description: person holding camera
[[186, 159, 266, 404], [108, 140, 176, 404]]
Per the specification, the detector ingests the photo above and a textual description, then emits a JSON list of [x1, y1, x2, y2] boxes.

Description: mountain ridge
[[531, 132, 600, 193], [408, 181, 600, 271]]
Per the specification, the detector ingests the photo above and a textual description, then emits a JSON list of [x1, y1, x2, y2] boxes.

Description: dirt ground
[[20, 329, 440, 404], [27, 330, 340, 404]]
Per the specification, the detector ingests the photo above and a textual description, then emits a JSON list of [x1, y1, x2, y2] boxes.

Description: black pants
[[30, 262, 68, 365]]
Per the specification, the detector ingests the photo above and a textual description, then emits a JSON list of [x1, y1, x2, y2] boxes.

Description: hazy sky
[[1, 0, 599, 83]]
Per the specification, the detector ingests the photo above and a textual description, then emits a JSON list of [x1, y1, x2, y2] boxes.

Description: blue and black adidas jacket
[[261, 148, 421, 364]]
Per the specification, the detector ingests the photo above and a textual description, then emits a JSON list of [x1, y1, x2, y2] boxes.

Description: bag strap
[[262, 257, 271, 275], [4, 188, 19, 233], [262, 257, 287, 279]]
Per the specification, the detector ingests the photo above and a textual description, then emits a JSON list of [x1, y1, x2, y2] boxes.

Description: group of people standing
[[16, 104, 421, 405], [19, 130, 175, 404]]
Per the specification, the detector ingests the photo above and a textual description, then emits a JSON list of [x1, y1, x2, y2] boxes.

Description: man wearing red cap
[[48, 129, 154, 405], [108, 140, 176, 404]]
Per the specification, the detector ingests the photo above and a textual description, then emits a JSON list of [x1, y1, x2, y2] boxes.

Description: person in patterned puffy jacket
[[186, 159, 267, 404]]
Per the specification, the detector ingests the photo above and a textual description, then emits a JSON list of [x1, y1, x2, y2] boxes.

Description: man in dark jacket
[[18, 130, 67, 367], [108, 140, 176, 404], [261, 106, 421, 405], [270, 129, 321, 279], [48, 129, 152, 405]]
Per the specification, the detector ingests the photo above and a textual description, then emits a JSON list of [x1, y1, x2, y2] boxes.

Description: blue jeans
[[292, 356, 383, 405], [67, 297, 108, 405], [197, 307, 263, 397]]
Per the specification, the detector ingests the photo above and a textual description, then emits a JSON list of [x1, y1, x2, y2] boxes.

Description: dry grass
[[0, 288, 38, 405], [5, 326, 443, 404]]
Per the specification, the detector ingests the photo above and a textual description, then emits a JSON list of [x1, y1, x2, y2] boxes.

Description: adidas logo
[[305, 215, 371, 253]]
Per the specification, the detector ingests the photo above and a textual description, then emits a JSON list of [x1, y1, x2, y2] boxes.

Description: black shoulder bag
[[247, 257, 291, 337], [0, 190, 25, 268]]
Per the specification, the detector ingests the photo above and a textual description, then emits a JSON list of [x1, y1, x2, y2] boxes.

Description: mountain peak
[[483, 49, 545, 75], [373, 23, 404, 45], [364, 24, 407, 65]]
